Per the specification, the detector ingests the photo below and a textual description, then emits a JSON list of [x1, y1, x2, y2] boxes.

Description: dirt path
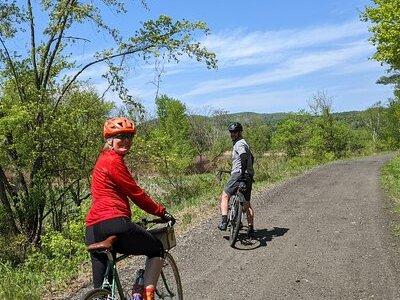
[[70, 154, 400, 300]]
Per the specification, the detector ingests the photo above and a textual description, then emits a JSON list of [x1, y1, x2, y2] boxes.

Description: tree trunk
[[0, 168, 21, 234]]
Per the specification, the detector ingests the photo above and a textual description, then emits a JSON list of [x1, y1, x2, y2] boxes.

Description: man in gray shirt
[[218, 122, 255, 237]]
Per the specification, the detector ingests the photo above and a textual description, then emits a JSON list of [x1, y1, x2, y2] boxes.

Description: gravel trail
[[70, 154, 400, 300]]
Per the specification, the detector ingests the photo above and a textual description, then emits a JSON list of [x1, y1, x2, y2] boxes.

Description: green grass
[[381, 154, 400, 235]]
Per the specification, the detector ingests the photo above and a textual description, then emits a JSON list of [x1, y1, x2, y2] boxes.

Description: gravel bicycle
[[227, 182, 247, 247], [82, 218, 183, 300], [217, 170, 248, 247]]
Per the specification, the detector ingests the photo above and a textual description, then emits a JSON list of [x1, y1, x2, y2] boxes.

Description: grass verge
[[381, 154, 400, 236]]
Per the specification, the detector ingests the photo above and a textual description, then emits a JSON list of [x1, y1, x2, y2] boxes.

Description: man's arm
[[239, 152, 248, 180]]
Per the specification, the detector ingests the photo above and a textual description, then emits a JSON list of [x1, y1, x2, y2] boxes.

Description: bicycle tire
[[229, 194, 243, 247], [156, 252, 183, 300], [82, 288, 113, 300]]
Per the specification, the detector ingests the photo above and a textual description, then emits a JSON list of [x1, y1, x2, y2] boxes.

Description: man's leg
[[218, 191, 230, 231], [245, 202, 254, 227]]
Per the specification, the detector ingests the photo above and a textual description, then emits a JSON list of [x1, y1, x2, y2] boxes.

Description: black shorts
[[85, 217, 164, 288], [224, 173, 253, 201], [85, 217, 164, 257]]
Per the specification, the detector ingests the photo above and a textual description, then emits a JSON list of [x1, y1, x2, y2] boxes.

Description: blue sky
[[70, 0, 393, 115]]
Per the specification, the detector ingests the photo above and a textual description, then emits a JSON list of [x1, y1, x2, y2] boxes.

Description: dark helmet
[[228, 122, 243, 132]]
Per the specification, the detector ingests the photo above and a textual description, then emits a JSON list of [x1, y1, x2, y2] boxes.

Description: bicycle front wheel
[[156, 252, 183, 300], [82, 288, 112, 300], [229, 195, 243, 247]]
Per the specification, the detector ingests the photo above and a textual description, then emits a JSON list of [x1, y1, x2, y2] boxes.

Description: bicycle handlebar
[[139, 217, 175, 228], [217, 170, 231, 181]]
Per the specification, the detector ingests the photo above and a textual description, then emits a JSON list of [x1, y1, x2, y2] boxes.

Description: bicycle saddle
[[87, 235, 118, 251]]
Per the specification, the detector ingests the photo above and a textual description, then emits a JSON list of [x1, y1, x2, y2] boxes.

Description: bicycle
[[227, 182, 247, 247], [82, 218, 183, 300], [217, 170, 248, 248]]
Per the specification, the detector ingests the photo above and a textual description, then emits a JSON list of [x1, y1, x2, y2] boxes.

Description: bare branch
[[148, 57, 165, 100], [0, 36, 26, 101], [27, 0, 39, 89], [38, 0, 76, 85], [51, 36, 91, 43], [54, 44, 153, 108], [42, 1, 76, 92]]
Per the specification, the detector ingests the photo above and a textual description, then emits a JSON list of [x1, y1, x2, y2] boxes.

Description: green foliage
[[271, 113, 311, 157], [306, 118, 352, 159], [381, 155, 400, 236], [0, 261, 43, 300], [138, 95, 196, 202], [150, 95, 195, 172], [362, 0, 400, 71], [245, 120, 271, 155], [254, 154, 319, 183], [382, 99, 400, 149], [0, 0, 216, 246], [0, 85, 110, 243], [0, 201, 89, 298]]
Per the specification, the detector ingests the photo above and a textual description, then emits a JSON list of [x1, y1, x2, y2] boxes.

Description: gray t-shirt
[[231, 138, 254, 177]]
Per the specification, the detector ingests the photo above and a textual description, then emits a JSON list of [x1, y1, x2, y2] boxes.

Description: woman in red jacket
[[85, 117, 174, 300]]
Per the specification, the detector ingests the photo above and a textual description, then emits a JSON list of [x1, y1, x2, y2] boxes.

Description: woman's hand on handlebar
[[162, 212, 176, 226]]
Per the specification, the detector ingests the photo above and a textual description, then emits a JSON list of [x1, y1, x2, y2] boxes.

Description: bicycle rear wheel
[[82, 288, 112, 300], [156, 252, 183, 300], [229, 194, 243, 247]]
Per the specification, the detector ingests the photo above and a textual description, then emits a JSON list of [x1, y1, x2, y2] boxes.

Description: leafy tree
[[362, 0, 400, 99], [146, 95, 195, 201], [362, 102, 385, 151], [245, 120, 271, 155], [0, 1, 216, 245], [307, 91, 348, 158], [306, 118, 352, 159], [362, 0, 400, 71], [381, 98, 400, 149], [0, 83, 110, 244], [271, 113, 311, 157]]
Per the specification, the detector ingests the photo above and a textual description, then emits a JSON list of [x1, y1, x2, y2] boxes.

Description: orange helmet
[[103, 117, 136, 139]]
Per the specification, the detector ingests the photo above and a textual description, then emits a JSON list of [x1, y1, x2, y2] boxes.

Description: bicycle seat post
[[104, 249, 114, 263]]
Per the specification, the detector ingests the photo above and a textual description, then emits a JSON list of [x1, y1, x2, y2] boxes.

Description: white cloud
[[184, 41, 371, 97], [188, 88, 313, 113], [202, 20, 367, 68]]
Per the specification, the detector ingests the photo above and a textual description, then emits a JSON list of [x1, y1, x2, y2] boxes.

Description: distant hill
[[147, 109, 370, 131], [217, 110, 366, 128]]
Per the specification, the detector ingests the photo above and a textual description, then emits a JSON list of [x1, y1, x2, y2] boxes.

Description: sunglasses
[[113, 133, 134, 140]]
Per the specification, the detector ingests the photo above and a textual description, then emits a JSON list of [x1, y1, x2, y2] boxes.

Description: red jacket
[[86, 150, 165, 226]]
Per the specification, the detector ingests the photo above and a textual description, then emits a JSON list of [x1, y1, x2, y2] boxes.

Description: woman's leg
[[85, 226, 109, 288], [143, 256, 164, 299], [114, 220, 164, 299]]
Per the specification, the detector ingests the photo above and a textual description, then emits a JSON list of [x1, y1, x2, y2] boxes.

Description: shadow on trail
[[224, 227, 289, 250]]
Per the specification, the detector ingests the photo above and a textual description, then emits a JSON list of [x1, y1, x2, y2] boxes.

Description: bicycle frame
[[86, 219, 181, 300], [100, 250, 130, 300]]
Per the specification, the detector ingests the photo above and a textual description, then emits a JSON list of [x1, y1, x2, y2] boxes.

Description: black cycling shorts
[[85, 217, 164, 288], [224, 172, 253, 201]]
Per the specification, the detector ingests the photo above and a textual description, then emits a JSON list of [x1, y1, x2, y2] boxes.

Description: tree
[[307, 91, 351, 158], [271, 113, 311, 157], [146, 95, 195, 202], [362, 102, 384, 151], [0, 1, 216, 245], [362, 0, 400, 98], [362, 0, 400, 71], [381, 98, 400, 149], [245, 119, 271, 155]]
